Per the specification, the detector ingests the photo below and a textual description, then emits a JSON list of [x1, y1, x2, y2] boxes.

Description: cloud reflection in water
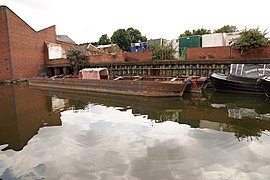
[[1, 103, 270, 180]]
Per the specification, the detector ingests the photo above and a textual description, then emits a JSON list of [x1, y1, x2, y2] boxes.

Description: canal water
[[1, 84, 270, 180]]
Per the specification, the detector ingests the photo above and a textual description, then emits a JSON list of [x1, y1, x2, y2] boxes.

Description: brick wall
[[48, 52, 125, 66], [88, 51, 124, 64], [231, 45, 270, 59], [186, 46, 231, 60], [47, 59, 70, 66], [87, 51, 152, 64], [0, 6, 56, 81], [186, 45, 270, 61], [7, 7, 56, 80], [123, 51, 152, 62], [0, 7, 11, 80]]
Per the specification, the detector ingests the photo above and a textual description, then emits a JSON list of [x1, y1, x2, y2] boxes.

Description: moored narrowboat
[[210, 64, 270, 95]]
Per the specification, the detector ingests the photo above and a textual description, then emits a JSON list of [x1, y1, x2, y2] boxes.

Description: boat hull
[[210, 73, 265, 95], [261, 78, 270, 97], [29, 77, 189, 97]]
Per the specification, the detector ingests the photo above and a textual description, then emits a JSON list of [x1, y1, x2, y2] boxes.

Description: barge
[[29, 68, 190, 97]]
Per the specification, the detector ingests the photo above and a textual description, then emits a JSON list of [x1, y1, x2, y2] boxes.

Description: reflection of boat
[[210, 64, 270, 95], [29, 68, 190, 97], [228, 108, 270, 120], [209, 91, 270, 114], [31, 86, 186, 112], [186, 76, 208, 93], [33, 86, 270, 120]]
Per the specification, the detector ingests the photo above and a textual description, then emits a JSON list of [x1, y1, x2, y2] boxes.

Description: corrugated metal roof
[[56, 35, 77, 45]]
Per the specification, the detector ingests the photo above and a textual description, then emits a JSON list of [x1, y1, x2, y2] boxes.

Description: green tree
[[126, 27, 147, 43], [111, 29, 131, 51], [141, 35, 147, 42], [149, 42, 176, 60], [180, 28, 211, 37], [66, 49, 88, 75], [179, 30, 193, 37], [231, 27, 269, 53], [214, 25, 238, 33], [193, 28, 211, 35], [98, 34, 111, 45], [90, 42, 98, 46]]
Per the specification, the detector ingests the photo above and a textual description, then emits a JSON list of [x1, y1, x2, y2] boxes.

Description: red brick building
[[0, 6, 86, 81], [0, 6, 57, 81]]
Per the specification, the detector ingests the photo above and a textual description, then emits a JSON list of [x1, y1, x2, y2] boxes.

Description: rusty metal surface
[[29, 77, 189, 97]]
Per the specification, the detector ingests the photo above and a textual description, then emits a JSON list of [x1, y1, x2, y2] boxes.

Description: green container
[[179, 35, 202, 56]]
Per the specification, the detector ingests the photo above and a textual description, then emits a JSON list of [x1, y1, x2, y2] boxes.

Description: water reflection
[[0, 85, 270, 179], [1, 84, 270, 153], [31, 87, 270, 142], [0, 84, 62, 151], [207, 92, 270, 141]]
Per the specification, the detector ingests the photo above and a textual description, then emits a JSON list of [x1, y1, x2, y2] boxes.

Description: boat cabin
[[78, 68, 109, 80], [230, 64, 270, 78]]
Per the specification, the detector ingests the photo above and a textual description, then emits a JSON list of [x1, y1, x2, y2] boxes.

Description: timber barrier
[[87, 58, 270, 77]]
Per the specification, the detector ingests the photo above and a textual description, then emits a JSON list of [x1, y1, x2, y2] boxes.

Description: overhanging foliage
[[231, 28, 269, 53]]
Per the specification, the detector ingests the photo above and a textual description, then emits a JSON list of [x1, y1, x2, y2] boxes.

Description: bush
[[231, 27, 269, 53], [66, 49, 88, 75], [149, 43, 176, 60]]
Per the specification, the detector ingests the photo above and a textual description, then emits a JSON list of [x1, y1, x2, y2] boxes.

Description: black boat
[[261, 77, 270, 97], [210, 64, 270, 95]]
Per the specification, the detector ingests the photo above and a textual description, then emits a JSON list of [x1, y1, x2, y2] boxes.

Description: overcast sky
[[1, 0, 269, 44]]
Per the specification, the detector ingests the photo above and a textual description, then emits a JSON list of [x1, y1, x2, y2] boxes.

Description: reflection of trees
[[228, 119, 268, 141], [147, 111, 200, 128], [68, 99, 89, 111], [150, 111, 182, 123]]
